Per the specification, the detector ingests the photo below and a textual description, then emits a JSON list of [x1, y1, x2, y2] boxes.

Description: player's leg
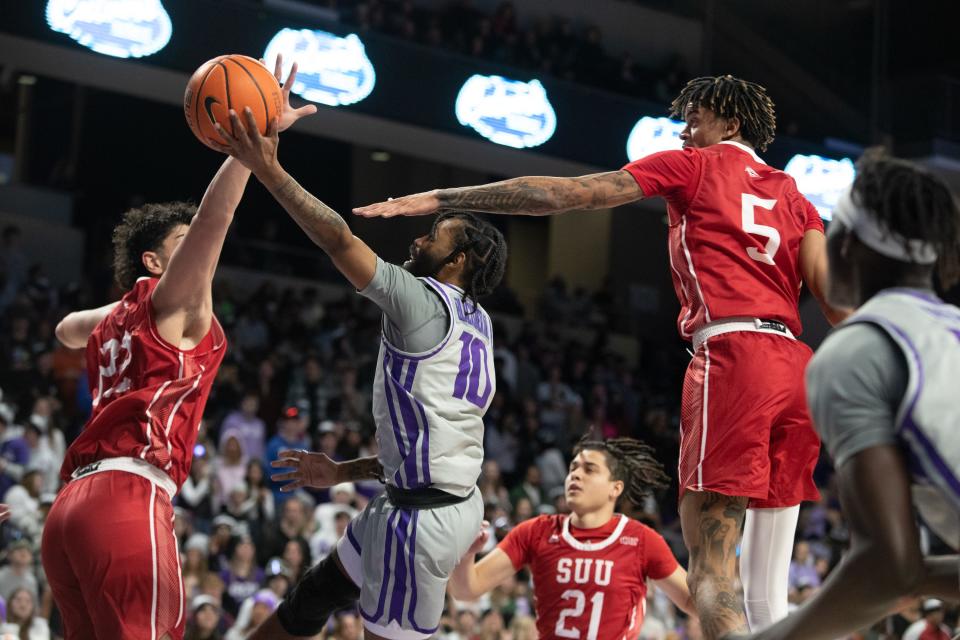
[[250, 550, 361, 640], [740, 504, 799, 630], [743, 338, 821, 631], [680, 490, 749, 639], [358, 491, 483, 640], [41, 484, 98, 640], [251, 508, 367, 639], [48, 471, 185, 640], [678, 334, 779, 639]]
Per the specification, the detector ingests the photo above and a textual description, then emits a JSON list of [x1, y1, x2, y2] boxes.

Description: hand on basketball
[[211, 107, 279, 176], [263, 54, 317, 132], [352, 191, 442, 218], [270, 449, 340, 492]]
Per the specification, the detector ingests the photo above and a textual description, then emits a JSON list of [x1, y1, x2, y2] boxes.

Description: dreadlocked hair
[[852, 149, 960, 289], [669, 75, 777, 152], [434, 211, 508, 312], [574, 435, 671, 507], [112, 201, 196, 290]]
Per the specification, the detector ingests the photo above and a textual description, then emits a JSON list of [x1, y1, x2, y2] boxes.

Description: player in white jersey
[[727, 153, 960, 640], [210, 108, 507, 640]]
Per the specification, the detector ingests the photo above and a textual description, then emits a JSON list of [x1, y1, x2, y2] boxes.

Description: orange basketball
[[184, 55, 283, 150]]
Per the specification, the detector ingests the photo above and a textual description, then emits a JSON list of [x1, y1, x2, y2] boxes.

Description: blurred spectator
[[214, 429, 249, 511], [265, 406, 310, 506], [903, 599, 952, 640], [2, 468, 43, 540], [788, 541, 821, 603], [0, 541, 38, 603], [181, 452, 215, 527], [225, 589, 278, 640], [182, 533, 212, 601], [219, 534, 264, 618], [220, 392, 266, 462], [184, 594, 223, 640], [257, 494, 311, 565], [3, 587, 49, 640]]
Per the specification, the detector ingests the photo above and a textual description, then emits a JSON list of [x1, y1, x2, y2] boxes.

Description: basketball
[[184, 54, 283, 149]]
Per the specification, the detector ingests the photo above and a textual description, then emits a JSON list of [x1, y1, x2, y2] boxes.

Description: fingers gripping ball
[[184, 55, 283, 150]]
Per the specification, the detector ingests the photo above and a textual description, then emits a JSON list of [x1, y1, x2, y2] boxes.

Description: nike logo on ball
[[204, 96, 220, 125]]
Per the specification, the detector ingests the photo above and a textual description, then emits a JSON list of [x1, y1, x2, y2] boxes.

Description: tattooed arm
[[260, 168, 377, 289], [353, 171, 645, 218], [215, 108, 377, 289]]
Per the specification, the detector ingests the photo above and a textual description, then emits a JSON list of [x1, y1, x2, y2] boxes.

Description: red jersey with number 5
[[499, 514, 679, 640], [622, 141, 824, 339], [61, 277, 226, 489]]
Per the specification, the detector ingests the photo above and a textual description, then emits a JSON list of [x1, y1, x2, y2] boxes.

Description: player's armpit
[[55, 301, 121, 349], [652, 566, 697, 617]]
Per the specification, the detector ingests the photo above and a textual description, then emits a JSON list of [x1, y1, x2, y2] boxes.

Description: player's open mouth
[[567, 485, 581, 493]]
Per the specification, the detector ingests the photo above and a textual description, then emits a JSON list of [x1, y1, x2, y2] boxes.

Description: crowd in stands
[[306, 0, 689, 103], [0, 221, 957, 638]]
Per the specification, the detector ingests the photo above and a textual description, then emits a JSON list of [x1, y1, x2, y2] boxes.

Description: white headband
[[832, 188, 939, 265]]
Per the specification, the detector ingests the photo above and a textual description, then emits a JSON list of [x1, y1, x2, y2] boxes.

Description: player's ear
[[611, 480, 624, 501], [723, 115, 741, 140], [142, 250, 164, 277]]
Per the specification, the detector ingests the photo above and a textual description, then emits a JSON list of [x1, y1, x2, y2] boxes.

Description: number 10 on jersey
[[453, 331, 492, 408]]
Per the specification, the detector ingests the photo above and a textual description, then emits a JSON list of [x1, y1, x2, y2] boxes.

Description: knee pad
[[277, 552, 360, 637]]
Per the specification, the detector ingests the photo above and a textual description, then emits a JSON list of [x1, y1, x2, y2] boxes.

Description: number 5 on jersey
[[742, 193, 780, 265]]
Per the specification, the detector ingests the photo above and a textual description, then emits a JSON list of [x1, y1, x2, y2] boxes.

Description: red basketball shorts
[[42, 465, 185, 640], [679, 330, 821, 509]]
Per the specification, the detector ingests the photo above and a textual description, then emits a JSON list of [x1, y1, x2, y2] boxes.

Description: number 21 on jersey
[[742, 193, 780, 265]]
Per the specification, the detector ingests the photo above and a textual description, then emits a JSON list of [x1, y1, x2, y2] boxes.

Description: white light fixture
[[264, 28, 376, 107], [784, 154, 855, 220], [625, 116, 685, 161], [455, 74, 557, 149], [46, 0, 173, 59]]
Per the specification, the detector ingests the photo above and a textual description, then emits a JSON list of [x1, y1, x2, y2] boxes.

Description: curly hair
[[433, 211, 508, 312], [851, 149, 960, 289], [670, 74, 777, 152], [573, 435, 671, 507], [112, 201, 196, 290]]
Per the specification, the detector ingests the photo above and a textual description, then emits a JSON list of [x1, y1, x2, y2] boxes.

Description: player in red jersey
[[355, 75, 849, 639], [449, 436, 696, 639], [40, 58, 316, 640]]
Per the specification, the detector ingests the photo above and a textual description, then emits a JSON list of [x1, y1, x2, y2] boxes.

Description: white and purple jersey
[[848, 291, 960, 506], [372, 277, 495, 497], [811, 289, 960, 546]]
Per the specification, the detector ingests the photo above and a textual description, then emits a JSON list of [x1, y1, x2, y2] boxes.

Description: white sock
[[740, 505, 800, 631]]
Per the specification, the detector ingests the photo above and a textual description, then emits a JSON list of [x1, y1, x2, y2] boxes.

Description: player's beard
[[403, 242, 446, 278]]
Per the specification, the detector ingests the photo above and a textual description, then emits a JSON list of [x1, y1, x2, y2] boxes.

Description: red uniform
[[42, 277, 226, 640], [499, 514, 678, 640], [623, 142, 822, 507]]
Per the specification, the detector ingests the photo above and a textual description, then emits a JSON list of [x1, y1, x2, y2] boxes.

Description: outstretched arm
[[448, 526, 517, 601], [55, 301, 120, 349], [353, 170, 644, 219], [652, 566, 698, 617], [152, 57, 316, 347], [215, 110, 377, 290]]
